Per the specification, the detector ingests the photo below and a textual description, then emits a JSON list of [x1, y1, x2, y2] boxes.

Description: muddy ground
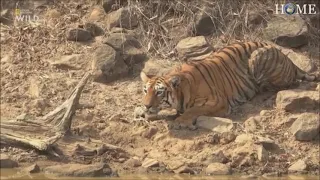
[[0, 0, 319, 178]]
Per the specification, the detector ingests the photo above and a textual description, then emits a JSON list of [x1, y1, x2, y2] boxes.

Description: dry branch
[[0, 73, 91, 152]]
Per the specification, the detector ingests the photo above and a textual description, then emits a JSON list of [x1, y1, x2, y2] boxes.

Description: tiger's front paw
[[167, 117, 198, 131]]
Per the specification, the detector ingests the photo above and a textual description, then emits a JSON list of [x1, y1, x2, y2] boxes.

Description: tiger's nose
[[145, 105, 152, 109]]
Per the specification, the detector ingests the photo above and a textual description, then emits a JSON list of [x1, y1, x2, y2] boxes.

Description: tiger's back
[[141, 41, 319, 128]]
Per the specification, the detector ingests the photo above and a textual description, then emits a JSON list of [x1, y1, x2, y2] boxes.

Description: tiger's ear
[[140, 71, 153, 83], [169, 75, 181, 88]]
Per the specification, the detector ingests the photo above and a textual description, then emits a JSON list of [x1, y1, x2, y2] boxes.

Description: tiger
[[140, 41, 319, 130]]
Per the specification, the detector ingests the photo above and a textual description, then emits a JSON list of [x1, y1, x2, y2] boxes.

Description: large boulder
[[263, 15, 308, 48], [276, 90, 319, 112], [290, 113, 319, 141], [281, 48, 315, 72], [176, 36, 213, 61], [106, 7, 138, 30], [91, 44, 128, 82], [103, 33, 146, 65]]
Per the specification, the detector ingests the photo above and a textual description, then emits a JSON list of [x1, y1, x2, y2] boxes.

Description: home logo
[[275, 2, 317, 15]]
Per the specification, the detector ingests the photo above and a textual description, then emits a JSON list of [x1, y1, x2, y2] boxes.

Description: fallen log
[[0, 72, 124, 158]]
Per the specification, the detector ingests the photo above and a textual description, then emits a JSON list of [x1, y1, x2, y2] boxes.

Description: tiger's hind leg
[[248, 45, 318, 92]]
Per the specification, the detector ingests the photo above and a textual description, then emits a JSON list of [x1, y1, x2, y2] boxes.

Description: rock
[[204, 133, 220, 144], [257, 145, 268, 162], [260, 110, 271, 116], [106, 7, 138, 30], [103, 33, 141, 51], [280, 48, 315, 72], [142, 126, 158, 139], [196, 116, 233, 133], [103, 33, 146, 65], [44, 163, 111, 177], [244, 117, 258, 132], [235, 134, 254, 144], [28, 77, 41, 98], [23, 164, 40, 173], [141, 60, 171, 77], [88, 7, 105, 21], [173, 165, 195, 174], [240, 174, 259, 179], [262, 172, 279, 178], [45, 9, 61, 18], [91, 44, 128, 82], [288, 159, 307, 172], [141, 158, 159, 168], [134, 106, 146, 119], [193, 7, 215, 36], [66, 28, 93, 42], [84, 22, 104, 37], [176, 36, 213, 61], [124, 158, 142, 168], [248, 11, 267, 26], [102, 0, 117, 13], [50, 54, 83, 70], [219, 132, 236, 144], [0, 9, 13, 25], [0, 154, 18, 168], [290, 113, 319, 141], [263, 15, 308, 48], [276, 90, 319, 112], [206, 150, 229, 164], [205, 163, 231, 175]]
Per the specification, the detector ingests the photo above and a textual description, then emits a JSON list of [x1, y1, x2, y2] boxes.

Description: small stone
[[84, 22, 104, 37], [88, 7, 105, 21], [235, 134, 254, 144], [288, 159, 307, 172], [66, 28, 93, 42], [124, 158, 142, 168], [257, 145, 268, 162], [141, 158, 159, 168], [290, 113, 319, 141], [262, 172, 279, 178], [244, 117, 258, 132], [50, 54, 83, 70], [133, 106, 146, 119], [205, 150, 229, 164], [24, 164, 40, 173], [260, 110, 271, 116], [0, 154, 18, 168], [173, 165, 195, 174], [197, 116, 233, 133], [205, 163, 231, 175], [240, 174, 259, 179], [219, 132, 236, 144], [142, 126, 158, 139], [44, 163, 110, 177], [176, 36, 213, 61]]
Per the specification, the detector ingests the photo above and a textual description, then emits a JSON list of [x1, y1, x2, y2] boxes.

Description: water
[[1, 169, 319, 180]]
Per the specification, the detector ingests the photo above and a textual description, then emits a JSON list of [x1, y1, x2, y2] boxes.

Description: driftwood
[[0, 72, 124, 157]]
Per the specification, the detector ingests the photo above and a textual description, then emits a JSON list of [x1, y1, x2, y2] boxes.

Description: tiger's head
[[140, 71, 183, 114]]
